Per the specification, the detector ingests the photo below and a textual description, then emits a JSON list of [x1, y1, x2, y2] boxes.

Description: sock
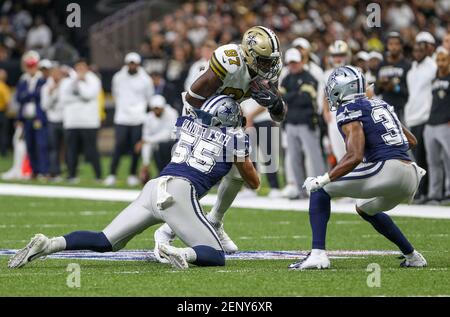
[[208, 175, 244, 224], [46, 236, 66, 254], [64, 231, 113, 252], [309, 189, 331, 250], [180, 247, 197, 263], [359, 212, 414, 255], [192, 245, 225, 266]]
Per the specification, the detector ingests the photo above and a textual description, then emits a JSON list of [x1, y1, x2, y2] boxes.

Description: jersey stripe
[[210, 53, 227, 80], [256, 26, 278, 52]]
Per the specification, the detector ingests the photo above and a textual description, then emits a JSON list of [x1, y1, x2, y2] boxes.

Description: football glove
[[303, 173, 331, 195], [251, 80, 281, 109]]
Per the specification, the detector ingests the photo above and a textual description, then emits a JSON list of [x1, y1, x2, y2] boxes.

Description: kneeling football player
[[8, 96, 259, 270], [289, 66, 427, 270]]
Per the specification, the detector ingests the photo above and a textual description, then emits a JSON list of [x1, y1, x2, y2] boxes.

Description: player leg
[[290, 160, 425, 270], [8, 179, 163, 269], [155, 177, 225, 269], [154, 165, 242, 256], [355, 197, 426, 267]]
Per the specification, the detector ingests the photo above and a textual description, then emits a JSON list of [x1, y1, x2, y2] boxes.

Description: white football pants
[[323, 160, 426, 215], [103, 176, 223, 251]]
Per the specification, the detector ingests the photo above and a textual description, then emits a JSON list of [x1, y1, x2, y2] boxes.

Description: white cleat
[[289, 250, 330, 270], [127, 175, 140, 187], [153, 224, 176, 264], [103, 175, 116, 187], [8, 234, 50, 269], [209, 221, 238, 254], [400, 251, 427, 268], [158, 244, 189, 270]]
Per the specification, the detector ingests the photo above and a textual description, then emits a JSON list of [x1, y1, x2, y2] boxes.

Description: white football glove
[[302, 173, 331, 195]]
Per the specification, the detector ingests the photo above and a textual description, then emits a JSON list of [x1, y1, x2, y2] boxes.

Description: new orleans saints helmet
[[241, 26, 282, 81], [328, 40, 351, 67]]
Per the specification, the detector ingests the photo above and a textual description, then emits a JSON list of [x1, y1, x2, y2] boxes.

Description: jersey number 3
[[371, 106, 407, 146], [172, 132, 221, 173]]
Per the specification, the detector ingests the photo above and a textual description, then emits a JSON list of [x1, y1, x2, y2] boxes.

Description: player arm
[[328, 121, 365, 181], [401, 124, 417, 150], [234, 156, 260, 190], [185, 67, 222, 108]]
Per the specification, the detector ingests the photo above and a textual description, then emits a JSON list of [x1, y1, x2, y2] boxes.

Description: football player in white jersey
[[322, 40, 351, 162], [154, 26, 286, 259]]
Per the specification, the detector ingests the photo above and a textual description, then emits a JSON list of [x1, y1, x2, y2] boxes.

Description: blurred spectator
[[47, 35, 79, 64], [280, 48, 325, 198], [423, 47, 450, 204], [322, 40, 350, 162], [165, 45, 190, 113], [16, 51, 49, 177], [104, 53, 154, 187], [25, 16, 52, 57], [0, 68, 11, 156], [291, 37, 324, 110], [366, 51, 383, 88], [41, 65, 65, 179], [135, 95, 178, 183], [405, 41, 437, 203], [443, 32, 450, 52], [184, 40, 217, 91], [415, 31, 436, 58], [150, 70, 177, 111], [38, 59, 52, 79], [59, 60, 102, 183], [242, 99, 281, 199], [376, 32, 410, 123]]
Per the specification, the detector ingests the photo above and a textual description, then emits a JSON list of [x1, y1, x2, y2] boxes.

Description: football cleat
[[158, 244, 189, 270], [400, 251, 427, 268], [207, 219, 238, 254], [153, 224, 176, 264], [289, 250, 330, 270], [8, 234, 50, 269]]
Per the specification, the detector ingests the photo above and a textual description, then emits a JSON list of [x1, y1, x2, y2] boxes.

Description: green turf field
[[0, 195, 449, 296]]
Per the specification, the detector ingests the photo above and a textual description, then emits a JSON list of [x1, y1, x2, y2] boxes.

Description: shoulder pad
[[209, 44, 243, 80]]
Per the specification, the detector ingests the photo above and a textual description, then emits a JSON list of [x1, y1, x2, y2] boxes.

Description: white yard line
[[1, 183, 450, 219]]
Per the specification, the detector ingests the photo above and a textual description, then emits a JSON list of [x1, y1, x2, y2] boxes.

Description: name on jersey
[[432, 79, 449, 91], [378, 66, 404, 78], [182, 120, 232, 146]]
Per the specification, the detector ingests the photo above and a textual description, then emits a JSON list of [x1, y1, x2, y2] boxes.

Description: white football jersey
[[208, 43, 254, 101]]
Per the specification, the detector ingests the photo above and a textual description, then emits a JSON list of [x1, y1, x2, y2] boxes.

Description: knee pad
[[192, 245, 225, 266]]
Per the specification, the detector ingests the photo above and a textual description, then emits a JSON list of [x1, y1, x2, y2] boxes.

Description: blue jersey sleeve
[[336, 102, 364, 127]]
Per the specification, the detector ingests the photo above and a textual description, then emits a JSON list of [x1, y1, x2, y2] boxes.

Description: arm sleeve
[[77, 75, 101, 100]]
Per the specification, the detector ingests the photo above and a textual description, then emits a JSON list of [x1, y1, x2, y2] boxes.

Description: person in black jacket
[[376, 32, 410, 124], [280, 48, 326, 198]]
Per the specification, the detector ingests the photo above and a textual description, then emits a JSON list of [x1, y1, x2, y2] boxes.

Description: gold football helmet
[[241, 26, 282, 81]]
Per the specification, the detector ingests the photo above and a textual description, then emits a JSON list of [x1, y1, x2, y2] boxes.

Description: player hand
[[251, 79, 280, 109], [134, 140, 144, 153], [302, 173, 331, 195]]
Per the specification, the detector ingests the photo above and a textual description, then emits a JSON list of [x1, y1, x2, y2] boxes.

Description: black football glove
[[251, 80, 281, 109]]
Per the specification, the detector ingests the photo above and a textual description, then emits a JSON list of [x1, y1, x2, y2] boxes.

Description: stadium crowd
[[0, 0, 449, 205]]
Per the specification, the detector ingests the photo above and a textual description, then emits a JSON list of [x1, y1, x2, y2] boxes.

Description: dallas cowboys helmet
[[200, 95, 244, 128], [325, 65, 366, 111]]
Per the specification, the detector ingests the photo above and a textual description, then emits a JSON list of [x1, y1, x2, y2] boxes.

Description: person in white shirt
[[104, 52, 155, 187], [135, 95, 178, 184], [25, 16, 52, 56], [41, 64, 65, 179], [405, 42, 438, 203], [184, 40, 217, 92], [59, 60, 102, 182]]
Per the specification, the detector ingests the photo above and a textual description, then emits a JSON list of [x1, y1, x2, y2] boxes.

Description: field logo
[[366, 263, 381, 288], [66, 3, 81, 28], [66, 263, 81, 288], [367, 3, 381, 28]]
